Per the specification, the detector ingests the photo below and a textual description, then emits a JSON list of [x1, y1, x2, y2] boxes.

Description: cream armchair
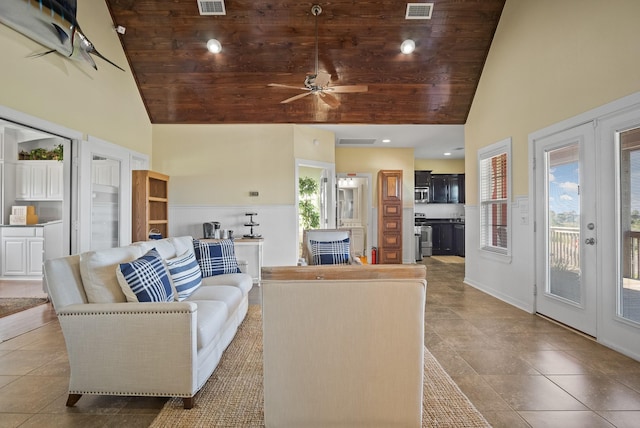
[[261, 264, 427, 427], [301, 228, 363, 265]]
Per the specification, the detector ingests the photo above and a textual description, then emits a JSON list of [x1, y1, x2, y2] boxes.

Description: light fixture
[[382, 139, 391, 143], [207, 39, 222, 53], [400, 39, 416, 54], [444, 152, 451, 156]]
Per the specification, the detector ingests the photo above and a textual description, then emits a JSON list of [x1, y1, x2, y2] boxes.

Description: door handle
[[585, 238, 596, 245]]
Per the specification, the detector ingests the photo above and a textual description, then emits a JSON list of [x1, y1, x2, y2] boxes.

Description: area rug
[[0, 297, 49, 318], [431, 255, 466, 264], [151, 305, 490, 428]]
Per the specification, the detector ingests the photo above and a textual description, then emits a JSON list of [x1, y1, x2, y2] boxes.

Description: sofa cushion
[[192, 300, 228, 350], [187, 285, 243, 311], [80, 246, 143, 303], [132, 238, 179, 260], [170, 236, 196, 257], [193, 239, 241, 277], [166, 251, 203, 301], [310, 238, 350, 265], [202, 273, 253, 296], [116, 249, 175, 303]]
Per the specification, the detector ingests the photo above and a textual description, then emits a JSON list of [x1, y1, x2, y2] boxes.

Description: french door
[[535, 123, 598, 336], [535, 104, 640, 360]]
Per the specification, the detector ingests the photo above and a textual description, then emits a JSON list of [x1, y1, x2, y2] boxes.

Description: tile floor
[[1, 259, 640, 426]]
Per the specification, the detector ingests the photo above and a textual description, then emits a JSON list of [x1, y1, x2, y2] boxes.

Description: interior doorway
[[295, 160, 336, 258], [337, 173, 371, 262]]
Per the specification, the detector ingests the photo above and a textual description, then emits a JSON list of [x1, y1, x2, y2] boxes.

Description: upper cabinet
[[414, 170, 431, 188], [15, 161, 63, 201], [430, 174, 465, 204]]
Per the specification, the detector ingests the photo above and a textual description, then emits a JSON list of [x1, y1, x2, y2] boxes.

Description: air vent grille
[[405, 3, 434, 19], [198, 0, 226, 15], [338, 138, 377, 145]]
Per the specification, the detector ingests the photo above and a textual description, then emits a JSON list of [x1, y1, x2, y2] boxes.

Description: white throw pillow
[[80, 246, 143, 303]]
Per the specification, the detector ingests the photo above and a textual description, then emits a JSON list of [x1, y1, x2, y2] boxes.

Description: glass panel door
[[536, 122, 597, 336], [619, 128, 640, 323], [547, 145, 581, 304], [90, 155, 121, 250]]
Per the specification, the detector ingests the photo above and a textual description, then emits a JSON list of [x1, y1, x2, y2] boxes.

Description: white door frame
[[337, 172, 373, 261], [295, 159, 336, 254], [73, 136, 132, 253]]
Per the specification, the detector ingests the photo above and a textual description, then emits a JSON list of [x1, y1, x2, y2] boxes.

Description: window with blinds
[[479, 138, 511, 255]]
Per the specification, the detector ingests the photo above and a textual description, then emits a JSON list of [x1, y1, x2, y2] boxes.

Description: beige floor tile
[[484, 374, 588, 411], [518, 410, 615, 427], [549, 374, 640, 410], [598, 410, 640, 427], [0, 375, 67, 413]]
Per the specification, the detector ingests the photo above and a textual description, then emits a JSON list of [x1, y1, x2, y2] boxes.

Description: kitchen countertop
[[1, 220, 62, 227], [424, 218, 465, 224]]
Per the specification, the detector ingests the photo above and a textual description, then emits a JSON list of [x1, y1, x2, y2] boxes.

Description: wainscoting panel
[[463, 198, 535, 313], [169, 205, 298, 267]]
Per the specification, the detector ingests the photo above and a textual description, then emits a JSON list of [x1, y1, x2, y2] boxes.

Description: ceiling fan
[[268, 4, 368, 108]]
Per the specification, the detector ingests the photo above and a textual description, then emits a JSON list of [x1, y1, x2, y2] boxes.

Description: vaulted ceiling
[[105, 0, 505, 125]]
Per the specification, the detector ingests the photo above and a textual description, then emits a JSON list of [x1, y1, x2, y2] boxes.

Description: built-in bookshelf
[[132, 170, 169, 242]]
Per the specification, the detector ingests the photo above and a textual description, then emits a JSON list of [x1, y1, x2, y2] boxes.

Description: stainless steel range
[[415, 213, 432, 257]]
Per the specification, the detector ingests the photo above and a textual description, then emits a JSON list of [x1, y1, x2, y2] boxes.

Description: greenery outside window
[[479, 138, 511, 255]]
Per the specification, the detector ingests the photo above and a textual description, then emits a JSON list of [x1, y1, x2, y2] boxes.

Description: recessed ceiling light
[[382, 139, 391, 143], [400, 39, 416, 54], [207, 39, 222, 53], [444, 152, 451, 156]]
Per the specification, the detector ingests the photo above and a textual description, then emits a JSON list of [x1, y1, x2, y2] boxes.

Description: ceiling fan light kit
[[207, 38, 222, 53], [401, 39, 416, 54], [268, 4, 368, 109]]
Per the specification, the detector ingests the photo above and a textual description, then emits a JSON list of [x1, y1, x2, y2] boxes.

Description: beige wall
[[293, 125, 335, 163], [465, 0, 640, 204], [414, 158, 464, 174], [336, 147, 415, 207], [153, 124, 334, 206], [0, 0, 151, 154]]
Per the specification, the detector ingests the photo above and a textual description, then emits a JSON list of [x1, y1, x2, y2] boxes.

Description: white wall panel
[[170, 205, 297, 267]]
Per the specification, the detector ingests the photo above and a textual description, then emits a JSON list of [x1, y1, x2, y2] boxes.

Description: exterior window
[[479, 138, 511, 255]]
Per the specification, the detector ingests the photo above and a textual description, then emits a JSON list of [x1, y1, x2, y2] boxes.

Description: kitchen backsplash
[[414, 203, 464, 219]]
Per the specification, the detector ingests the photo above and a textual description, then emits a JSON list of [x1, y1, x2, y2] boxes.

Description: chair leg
[[183, 396, 195, 409], [66, 394, 82, 407]]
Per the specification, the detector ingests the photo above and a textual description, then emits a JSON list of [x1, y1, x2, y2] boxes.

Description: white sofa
[[261, 264, 427, 427], [43, 235, 252, 409]]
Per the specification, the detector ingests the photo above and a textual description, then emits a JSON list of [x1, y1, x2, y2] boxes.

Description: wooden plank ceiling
[[105, 0, 505, 125]]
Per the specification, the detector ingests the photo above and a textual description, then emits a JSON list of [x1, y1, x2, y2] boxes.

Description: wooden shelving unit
[[132, 170, 169, 242]]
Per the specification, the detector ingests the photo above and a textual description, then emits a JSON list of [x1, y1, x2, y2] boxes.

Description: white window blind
[[479, 138, 511, 255]]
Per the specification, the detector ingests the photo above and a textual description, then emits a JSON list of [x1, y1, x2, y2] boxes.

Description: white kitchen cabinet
[[1, 227, 44, 277], [15, 161, 63, 200]]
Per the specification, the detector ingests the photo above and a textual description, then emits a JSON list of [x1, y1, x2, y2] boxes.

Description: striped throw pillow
[[310, 238, 350, 265], [166, 251, 203, 301], [193, 239, 242, 277], [116, 249, 174, 302]]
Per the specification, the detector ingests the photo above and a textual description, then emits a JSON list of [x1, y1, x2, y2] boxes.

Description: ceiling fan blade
[[269, 83, 309, 91], [318, 91, 340, 108], [281, 91, 314, 104], [326, 85, 369, 93]]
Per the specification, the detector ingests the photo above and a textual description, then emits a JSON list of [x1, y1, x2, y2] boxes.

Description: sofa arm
[[57, 301, 200, 397]]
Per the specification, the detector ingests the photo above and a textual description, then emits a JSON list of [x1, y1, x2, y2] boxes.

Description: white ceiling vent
[[198, 0, 226, 15], [405, 3, 434, 20], [338, 138, 377, 145]]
